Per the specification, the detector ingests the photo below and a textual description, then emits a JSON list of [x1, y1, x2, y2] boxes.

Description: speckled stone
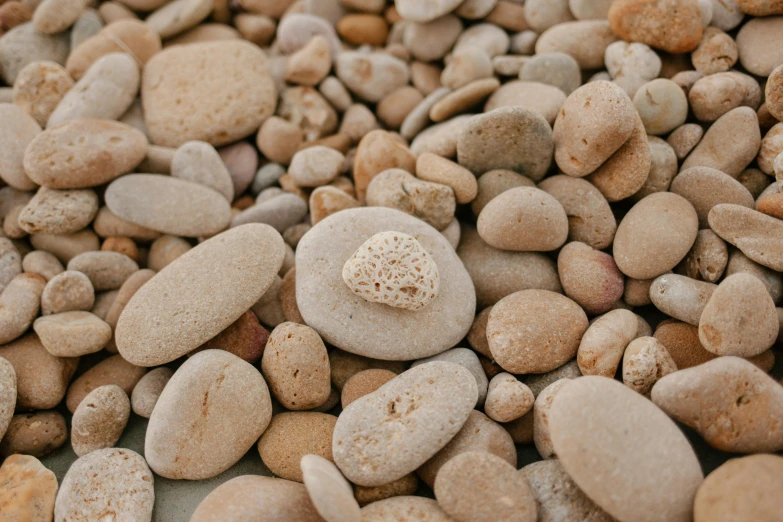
[[301, 454, 361, 522], [360, 496, 453, 521], [0, 355, 16, 441], [0, 454, 57, 522], [257, 412, 337, 482]]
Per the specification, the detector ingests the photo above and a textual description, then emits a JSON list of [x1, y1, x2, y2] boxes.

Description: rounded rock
[[557, 241, 624, 315], [71, 384, 130, 457], [634, 79, 688, 135], [41, 269, 94, 315], [33, 311, 111, 357], [608, 0, 702, 53], [258, 412, 337, 482], [0, 454, 58, 521], [130, 366, 172, 418]]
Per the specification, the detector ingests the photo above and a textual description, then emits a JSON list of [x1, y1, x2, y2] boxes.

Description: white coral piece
[[342, 231, 440, 311]]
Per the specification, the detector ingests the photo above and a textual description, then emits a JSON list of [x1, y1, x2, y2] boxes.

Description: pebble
[[65, 353, 145, 413], [361, 496, 452, 521], [519, 52, 580, 96], [365, 168, 456, 230], [233, 192, 308, 231], [354, 474, 420, 506], [70, 384, 130, 456], [524, 0, 574, 32], [297, 208, 475, 360], [621, 336, 677, 395], [609, 0, 703, 53], [0, 454, 57, 522], [333, 361, 478, 487], [650, 273, 716, 326], [487, 289, 588, 374], [419, 408, 516, 489], [430, 77, 500, 122], [40, 270, 94, 315], [33, 311, 111, 357], [0, 23, 69, 85], [671, 166, 755, 228], [309, 186, 361, 225], [521, 459, 614, 522], [634, 136, 678, 199], [577, 309, 638, 377], [142, 41, 276, 147], [218, 141, 257, 196], [613, 192, 698, 279], [55, 448, 154, 522], [341, 369, 396, 408], [484, 373, 534, 423], [0, 273, 46, 345], [557, 241, 624, 315], [377, 87, 424, 130], [458, 225, 561, 308], [0, 103, 41, 191], [457, 107, 553, 180], [0, 239, 23, 293], [605, 41, 661, 97], [146, 350, 272, 479], [634, 79, 688, 135], [415, 153, 477, 205], [412, 348, 488, 406], [18, 187, 98, 235], [441, 46, 492, 91], [130, 366, 172, 418], [289, 146, 344, 188], [471, 169, 533, 216], [654, 321, 715, 369], [190, 475, 324, 522], [257, 411, 337, 482], [23, 119, 148, 189], [549, 376, 704, 522], [276, 13, 341, 57], [434, 451, 537, 522], [535, 21, 618, 70], [395, 0, 464, 23], [0, 410, 67, 457], [47, 52, 139, 129], [402, 16, 462, 63], [353, 130, 416, 202], [735, 16, 783, 77], [335, 51, 409, 104], [708, 204, 783, 272], [145, 0, 212, 38], [692, 27, 737, 75], [171, 141, 235, 202], [682, 107, 761, 177], [484, 80, 566, 125], [301, 454, 361, 522], [66, 251, 137, 291], [411, 115, 471, 159], [0, 357, 14, 441], [667, 123, 704, 160], [693, 454, 783, 522], [652, 357, 783, 452], [12, 60, 74, 127]]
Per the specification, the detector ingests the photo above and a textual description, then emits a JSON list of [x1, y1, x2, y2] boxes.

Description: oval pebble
[[650, 274, 716, 326], [609, 0, 703, 53], [335, 51, 409, 103], [33, 311, 111, 357], [71, 384, 130, 456], [0, 103, 41, 191], [130, 366, 172, 418], [301, 454, 361, 522], [0, 410, 67, 457], [708, 204, 783, 272], [0, 454, 58, 521], [535, 21, 618, 70], [557, 241, 624, 315], [361, 496, 453, 521], [682, 107, 761, 178], [0, 357, 15, 442], [0, 274, 46, 345], [18, 187, 98, 235], [577, 309, 638, 377]]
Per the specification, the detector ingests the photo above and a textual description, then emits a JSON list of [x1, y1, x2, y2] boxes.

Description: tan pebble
[[682, 107, 761, 177], [171, 141, 234, 202], [363, 496, 453, 521], [667, 123, 703, 160], [518, 53, 579, 96], [335, 51, 409, 103], [485, 372, 534, 423], [0, 273, 45, 344], [698, 273, 778, 356], [440, 46, 492, 91], [553, 81, 636, 178], [289, 146, 344, 188], [55, 448, 153, 522], [430, 77, 500, 122], [366, 169, 456, 231], [66, 251, 137, 291], [353, 130, 416, 202], [634, 79, 688, 137], [231, 192, 307, 232], [400, 88, 449, 142], [535, 20, 617, 69], [101, 237, 139, 263], [692, 27, 738, 75], [98, 1, 138, 23], [192, 309, 269, 364], [12, 60, 74, 127], [278, 86, 339, 142], [534, 379, 571, 459], [377, 87, 423, 130], [93, 207, 161, 242], [309, 186, 360, 226], [0, 2, 32, 30], [632, 136, 678, 200], [341, 369, 396, 408], [301, 454, 361, 522], [328, 349, 406, 391], [654, 320, 717, 369], [621, 336, 677, 395], [577, 309, 638, 377], [163, 23, 239, 46], [18, 187, 98, 235], [650, 273, 716, 326], [33, 0, 88, 35], [116, 224, 283, 366], [694, 454, 783, 522], [130, 366, 172, 418], [65, 353, 144, 413], [354, 474, 419, 506], [0, 410, 67, 457], [558, 241, 624, 315], [609, 0, 702, 53], [66, 20, 160, 79], [737, 168, 772, 198], [337, 13, 388, 46], [280, 267, 303, 324], [412, 348, 488, 406], [284, 34, 331, 87], [709, 204, 783, 271], [410, 114, 472, 159], [757, 191, 783, 220], [434, 451, 536, 522], [523, 360, 582, 397], [395, 0, 463, 23], [484, 80, 566, 126], [70, 384, 129, 457], [688, 71, 760, 123], [0, 103, 41, 191], [0, 23, 70, 86], [766, 64, 783, 122], [2, 204, 27, 239], [735, 16, 783, 77], [471, 169, 533, 217], [258, 412, 336, 482], [234, 13, 276, 46], [453, 23, 510, 58], [678, 228, 728, 283], [147, 235, 191, 271], [339, 104, 379, 144], [521, 459, 615, 522], [524, 0, 573, 32], [0, 238, 23, 292], [137, 144, 174, 174], [623, 276, 654, 307], [653, 356, 783, 452], [33, 311, 111, 357], [29, 230, 100, 264], [466, 306, 492, 358], [0, 454, 57, 521], [488, 289, 587, 374], [144, 0, 211, 38]]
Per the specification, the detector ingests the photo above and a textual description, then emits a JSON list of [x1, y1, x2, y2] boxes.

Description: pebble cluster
[[0, 0, 782, 521]]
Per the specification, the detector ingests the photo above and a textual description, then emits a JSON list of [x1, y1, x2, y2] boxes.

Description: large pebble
[[613, 192, 698, 279], [0, 102, 41, 191], [698, 273, 778, 357], [0, 274, 46, 345], [0, 357, 15, 441], [67, 251, 138, 291], [487, 289, 588, 374], [23, 119, 147, 189], [457, 107, 553, 181], [257, 412, 336, 482], [335, 51, 409, 103], [71, 384, 130, 456], [652, 357, 783, 452], [55, 448, 154, 522], [190, 475, 323, 522], [553, 81, 636, 177], [142, 41, 276, 147], [296, 207, 475, 360], [650, 274, 715, 326], [682, 107, 761, 177], [34, 311, 111, 357], [577, 309, 638, 377], [693, 455, 783, 522], [0, 410, 67, 457], [549, 376, 704, 522], [301, 454, 362, 522], [171, 141, 234, 202], [146, 350, 272, 479], [708, 204, 783, 272], [609, 0, 703, 53], [735, 16, 783, 77], [333, 361, 478, 487], [105, 174, 230, 237], [477, 187, 568, 251], [484, 81, 566, 126], [535, 21, 618, 70], [116, 224, 283, 366], [0, 454, 57, 522], [47, 53, 138, 128], [0, 23, 69, 85]]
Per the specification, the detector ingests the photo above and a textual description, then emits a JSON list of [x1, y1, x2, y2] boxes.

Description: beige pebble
[[354, 474, 419, 506], [550, 376, 703, 522], [430, 77, 499, 122], [328, 350, 406, 392], [577, 309, 638, 377], [454, 23, 510, 57], [520, 52, 580, 96], [735, 16, 783, 77], [341, 369, 396, 408], [0, 273, 45, 345], [146, 235, 189, 272], [65, 353, 144, 413], [533, 379, 570, 459], [624, 276, 655, 307], [18, 187, 98, 235], [0, 410, 67, 457], [339, 104, 378, 143], [66, 20, 160, 80], [412, 348, 488, 406], [535, 20, 617, 69], [352, 130, 416, 203], [757, 124, 783, 175], [301, 455, 361, 522], [633, 136, 678, 200], [410, 115, 472, 159], [557, 241, 623, 315], [33, 311, 111, 357], [650, 273, 716, 326], [653, 356, 783, 452], [415, 153, 477, 205], [653, 320, 716, 369], [689, 72, 760, 123], [400, 88, 450, 142], [634, 78, 688, 135], [488, 289, 588, 374], [92, 207, 161, 242], [0, 239, 23, 293], [524, 360, 582, 397], [309, 186, 360, 226], [171, 141, 234, 202], [667, 123, 704, 160], [708, 204, 783, 271], [402, 15, 461, 63], [395, 0, 463, 22], [258, 412, 336, 482], [232, 193, 308, 232], [622, 336, 677, 395], [362, 496, 453, 521], [377, 87, 423, 131], [441, 46, 492, 91], [0, 454, 57, 522], [55, 448, 154, 522], [485, 372, 534, 423], [66, 251, 138, 291], [70, 384, 129, 456], [698, 273, 778, 357], [0, 357, 15, 442], [12, 60, 74, 127], [335, 51, 409, 104], [471, 169, 534, 217], [278, 86, 339, 142], [0, 23, 70, 86], [130, 366, 172, 418], [366, 169, 455, 231], [0, 103, 41, 191], [144, 0, 211, 38], [484, 80, 566, 126], [333, 362, 477, 487], [289, 146, 344, 188], [29, 231, 99, 265], [682, 107, 761, 177], [40, 269, 94, 315], [284, 35, 331, 87], [2, 205, 27, 239]]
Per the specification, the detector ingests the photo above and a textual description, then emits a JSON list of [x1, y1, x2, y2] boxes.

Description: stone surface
[[360, 496, 453, 521], [0, 454, 58, 522], [301, 454, 361, 522], [257, 412, 336, 482], [71, 384, 130, 457]]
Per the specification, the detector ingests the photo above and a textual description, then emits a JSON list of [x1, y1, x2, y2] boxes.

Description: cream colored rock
[[533, 379, 570, 459], [335, 51, 409, 103], [288, 146, 344, 188], [412, 348, 488, 406], [416, 153, 477, 205], [622, 336, 677, 395], [41, 270, 94, 315], [0, 102, 41, 191], [0, 273, 46, 345], [366, 169, 456, 231], [130, 366, 172, 418], [395, 0, 464, 23], [71, 384, 130, 456], [577, 309, 638, 377], [0, 357, 15, 442], [116, 224, 284, 366], [145, 0, 212, 38], [67, 251, 138, 291], [12, 60, 74, 127], [650, 274, 715, 326], [146, 350, 272, 479], [680, 229, 728, 283], [0, 454, 57, 522], [342, 231, 440, 312], [301, 454, 361, 522], [18, 187, 99, 235], [65, 353, 145, 413], [33, 311, 111, 357], [285, 35, 332, 87], [682, 107, 761, 177], [557, 241, 624, 315], [708, 204, 783, 272], [171, 141, 234, 202], [33, 0, 88, 35], [483, 373, 534, 423], [652, 357, 783, 452], [670, 166, 755, 227]]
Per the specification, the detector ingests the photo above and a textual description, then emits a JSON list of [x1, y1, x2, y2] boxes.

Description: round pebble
[[301, 454, 362, 522], [0, 454, 58, 522], [33, 311, 111, 357], [258, 412, 337, 482], [0, 410, 67, 457], [70, 384, 130, 457], [130, 366, 173, 418]]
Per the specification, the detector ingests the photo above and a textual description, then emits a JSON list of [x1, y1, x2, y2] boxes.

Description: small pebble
[[258, 411, 337, 482], [0, 454, 57, 522], [70, 384, 130, 456], [130, 366, 173, 418], [301, 454, 362, 522]]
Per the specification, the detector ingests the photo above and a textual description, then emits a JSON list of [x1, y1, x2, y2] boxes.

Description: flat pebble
[[333, 361, 477, 487], [650, 274, 715, 326], [171, 141, 234, 202], [609, 0, 702, 53], [484, 80, 566, 126], [130, 366, 172, 418], [335, 51, 409, 104], [535, 21, 618, 70], [0, 357, 15, 441], [0, 103, 41, 191], [0, 274, 46, 345], [412, 348, 488, 406], [667, 123, 704, 161], [416, 152, 477, 205], [708, 204, 783, 272], [577, 309, 638, 377], [634, 79, 688, 135], [0, 454, 57, 522], [0, 410, 67, 457], [736, 16, 783, 77], [41, 269, 94, 315], [487, 289, 588, 374], [289, 146, 344, 188], [0, 23, 69, 85], [301, 454, 361, 522], [395, 0, 463, 22], [18, 187, 98, 236], [67, 251, 138, 291], [520, 52, 580, 95], [33, 311, 111, 357], [65, 353, 145, 413], [682, 107, 761, 178], [232, 193, 308, 232], [145, 0, 212, 38], [258, 412, 337, 482], [652, 357, 783, 452], [71, 384, 130, 456], [55, 448, 154, 522], [549, 376, 704, 522]]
